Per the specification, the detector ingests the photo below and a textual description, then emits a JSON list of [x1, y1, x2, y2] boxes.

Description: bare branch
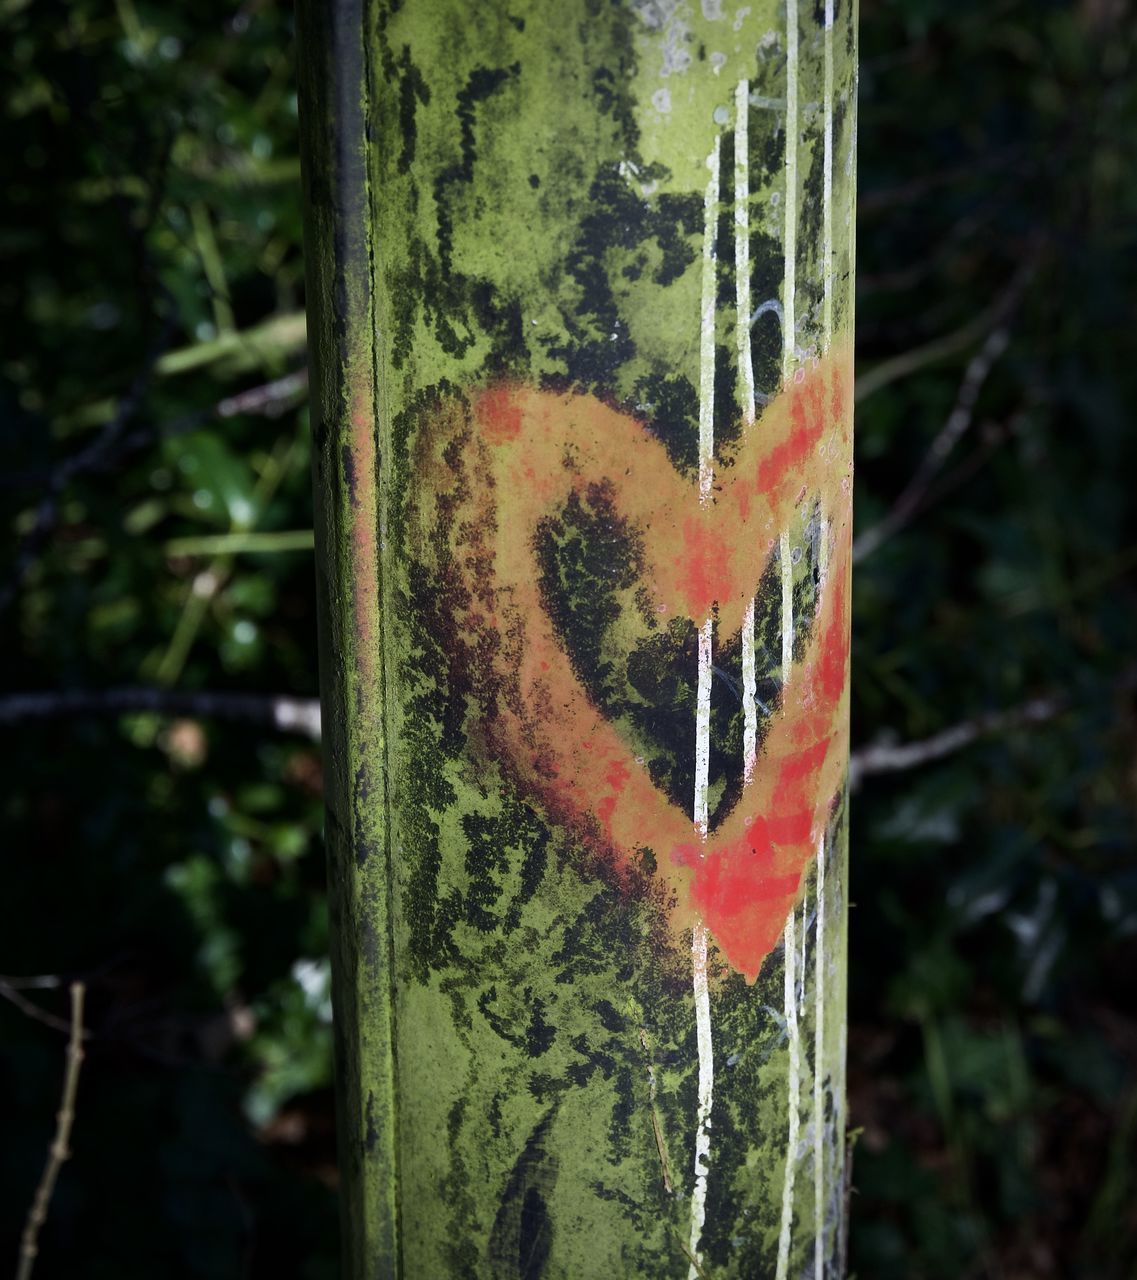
[[0, 983, 84, 1038], [0, 688, 322, 742], [213, 369, 309, 420], [853, 324, 1010, 564], [858, 191, 1016, 297], [0, 975, 64, 991], [0, 361, 308, 617], [854, 258, 1031, 403], [4, 370, 310, 494], [848, 694, 1065, 790], [119, 368, 310, 458], [857, 145, 1024, 216], [16, 983, 86, 1280], [0, 320, 173, 615]]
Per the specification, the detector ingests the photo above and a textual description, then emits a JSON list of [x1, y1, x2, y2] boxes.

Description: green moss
[[309, 0, 857, 1272]]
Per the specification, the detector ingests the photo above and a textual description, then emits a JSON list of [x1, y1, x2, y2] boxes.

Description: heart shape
[[411, 349, 852, 981]]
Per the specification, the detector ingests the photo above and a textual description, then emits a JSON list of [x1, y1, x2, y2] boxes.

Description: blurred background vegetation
[[1, 0, 1134, 1276]]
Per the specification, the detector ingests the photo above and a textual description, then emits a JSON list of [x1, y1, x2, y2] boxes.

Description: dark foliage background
[[1, 1, 1134, 1276]]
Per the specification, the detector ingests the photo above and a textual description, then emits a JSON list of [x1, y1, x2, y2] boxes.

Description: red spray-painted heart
[[412, 350, 852, 981]]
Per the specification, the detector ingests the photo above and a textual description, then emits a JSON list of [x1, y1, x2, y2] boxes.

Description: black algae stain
[[365, 1089, 380, 1153], [544, 165, 701, 397], [489, 1112, 559, 1280], [396, 45, 430, 174], [536, 482, 644, 705], [341, 441, 357, 505]]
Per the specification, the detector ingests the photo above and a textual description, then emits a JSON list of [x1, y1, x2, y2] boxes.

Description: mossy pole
[[298, 3, 857, 1276]]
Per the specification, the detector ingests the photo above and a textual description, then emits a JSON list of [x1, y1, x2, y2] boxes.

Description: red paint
[[755, 374, 828, 498], [597, 757, 631, 830], [478, 387, 523, 444], [412, 348, 852, 981], [678, 515, 735, 619], [676, 818, 805, 976]]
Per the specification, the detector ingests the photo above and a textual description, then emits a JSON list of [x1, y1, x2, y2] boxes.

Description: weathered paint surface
[[412, 357, 851, 981], [299, 1, 857, 1276]]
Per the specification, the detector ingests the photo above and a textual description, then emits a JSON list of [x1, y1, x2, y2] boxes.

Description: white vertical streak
[[776, 906, 801, 1280], [822, 0, 835, 345], [780, 530, 793, 684], [816, 0, 834, 1210], [688, 138, 720, 1280], [777, 15, 802, 1274], [835, 816, 848, 1271], [813, 833, 827, 1278], [847, 1, 859, 302], [742, 597, 757, 783], [693, 137, 718, 843], [689, 920, 713, 1279], [735, 77, 758, 787], [836, 989, 848, 1271], [819, 515, 829, 588], [800, 880, 808, 981], [699, 137, 721, 504], [840, 9, 858, 1236], [783, 0, 799, 379], [693, 617, 714, 837], [735, 79, 755, 427]]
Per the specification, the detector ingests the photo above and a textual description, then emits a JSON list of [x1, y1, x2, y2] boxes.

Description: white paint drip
[[848, 17, 859, 300], [735, 77, 759, 787], [776, 16, 802, 1261], [819, 514, 829, 587], [699, 137, 721, 504], [780, 529, 793, 683], [742, 596, 757, 783], [689, 921, 714, 1279], [813, 832, 827, 1278], [822, 0, 834, 344], [783, 0, 799, 378], [693, 616, 714, 837], [693, 137, 719, 841], [688, 137, 720, 1280], [816, 16, 835, 1258], [836, 1002, 848, 1271], [734, 79, 755, 427], [776, 905, 801, 1280], [800, 881, 808, 995]]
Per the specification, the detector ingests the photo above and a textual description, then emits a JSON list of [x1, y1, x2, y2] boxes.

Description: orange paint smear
[[678, 516, 735, 621], [477, 387, 523, 444], [414, 349, 853, 981]]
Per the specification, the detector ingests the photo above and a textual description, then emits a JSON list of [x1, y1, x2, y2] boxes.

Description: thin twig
[[119, 368, 309, 458], [858, 193, 1011, 296], [3, 370, 309, 494], [17, 982, 86, 1280], [0, 322, 172, 615], [853, 325, 1010, 564], [0, 984, 86, 1039], [857, 145, 1024, 216], [0, 688, 322, 742], [164, 529, 314, 557], [910, 411, 1020, 518], [854, 258, 1032, 403], [674, 1232, 711, 1279], [848, 694, 1065, 790], [214, 369, 308, 420], [0, 975, 63, 991]]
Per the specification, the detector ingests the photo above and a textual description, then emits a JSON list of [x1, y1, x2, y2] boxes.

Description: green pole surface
[[297, 3, 856, 1275]]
